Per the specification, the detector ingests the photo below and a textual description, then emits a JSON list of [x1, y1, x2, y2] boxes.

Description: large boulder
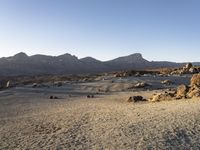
[[191, 73, 200, 87], [176, 84, 189, 99], [187, 85, 200, 98], [178, 63, 193, 74]]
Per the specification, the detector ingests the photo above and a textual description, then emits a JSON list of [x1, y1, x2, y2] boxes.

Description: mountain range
[[0, 52, 196, 76]]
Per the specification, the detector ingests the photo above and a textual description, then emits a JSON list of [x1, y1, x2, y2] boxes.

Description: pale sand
[[1, 85, 200, 149]]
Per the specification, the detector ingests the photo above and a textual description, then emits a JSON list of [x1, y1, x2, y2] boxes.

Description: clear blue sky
[[0, 0, 200, 62]]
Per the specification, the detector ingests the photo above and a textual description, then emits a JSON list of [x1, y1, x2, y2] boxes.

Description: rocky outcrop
[[170, 63, 200, 75], [189, 67, 198, 74], [191, 73, 200, 87], [176, 84, 189, 99], [149, 92, 175, 102], [150, 74, 200, 102], [186, 73, 200, 98], [187, 85, 200, 98], [185, 63, 193, 70], [175, 74, 200, 99]]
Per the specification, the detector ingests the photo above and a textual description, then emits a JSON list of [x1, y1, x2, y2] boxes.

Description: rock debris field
[[1, 73, 200, 149]]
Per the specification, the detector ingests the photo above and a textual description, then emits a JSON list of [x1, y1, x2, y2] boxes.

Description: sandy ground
[[1, 75, 200, 149]]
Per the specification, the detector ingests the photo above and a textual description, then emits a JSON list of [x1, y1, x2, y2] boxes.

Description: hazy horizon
[[1, 0, 200, 62]]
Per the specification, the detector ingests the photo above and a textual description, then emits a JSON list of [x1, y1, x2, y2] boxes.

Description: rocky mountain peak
[[12, 52, 29, 60], [80, 57, 101, 63], [110, 53, 148, 64], [57, 53, 78, 60], [0, 52, 184, 76], [129, 53, 143, 58]]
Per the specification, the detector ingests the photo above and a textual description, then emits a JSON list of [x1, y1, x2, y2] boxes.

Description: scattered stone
[[32, 83, 49, 88], [50, 96, 59, 99], [176, 84, 189, 99], [87, 95, 94, 98], [114, 71, 140, 78], [143, 74, 151, 77], [158, 74, 165, 77], [191, 73, 200, 87], [149, 93, 161, 102], [134, 82, 149, 88], [167, 63, 200, 75], [197, 67, 200, 72], [114, 73, 121, 78], [54, 82, 63, 87], [149, 92, 174, 102], [170, 71, 177, 75], [161, 80, 173, 85], [32, 83, 38, 88], [127, 96, 147, 102], [0, 82, 3, 89], [6, 81, 10, 88], [127, 96, 133, 102], [54, 96, 58, 99], [168, 88, 176, 92], [82, 78, 89, 82], [135, 72, 141, 77]]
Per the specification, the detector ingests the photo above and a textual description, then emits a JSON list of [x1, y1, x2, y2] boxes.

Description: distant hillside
[[0, 52, 189, 76]]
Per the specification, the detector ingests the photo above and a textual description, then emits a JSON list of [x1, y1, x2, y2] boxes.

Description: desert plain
[[1, 69, 200, 150]]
